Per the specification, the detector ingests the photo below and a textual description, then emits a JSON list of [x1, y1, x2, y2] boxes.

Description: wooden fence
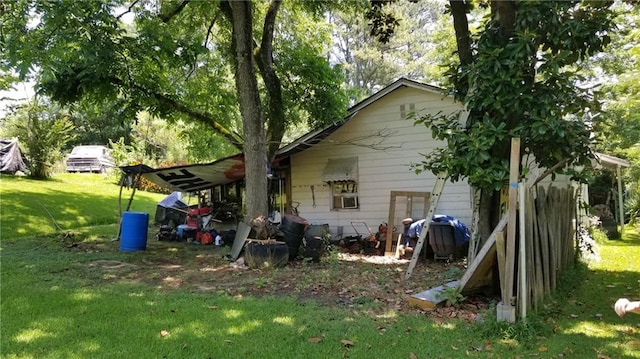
[[520, 184, 576, 312]]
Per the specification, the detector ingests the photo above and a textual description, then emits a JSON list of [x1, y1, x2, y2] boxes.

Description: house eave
[[594, 152, 630, 169]]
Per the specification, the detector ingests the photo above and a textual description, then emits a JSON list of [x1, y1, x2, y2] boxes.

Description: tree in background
[[2, 98, 75, 179], [65, 97, 134, 150], [329, 0, 454, 103], [592, 4, 640, 222]]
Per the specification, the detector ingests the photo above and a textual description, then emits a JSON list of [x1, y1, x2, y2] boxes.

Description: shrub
[[5, 99, 75, 179]]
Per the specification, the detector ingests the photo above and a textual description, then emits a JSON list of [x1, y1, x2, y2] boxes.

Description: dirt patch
[[76, 238, 495, 320]]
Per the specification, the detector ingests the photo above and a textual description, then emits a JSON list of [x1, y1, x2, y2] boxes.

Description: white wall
[[290, 86, 473, 238]]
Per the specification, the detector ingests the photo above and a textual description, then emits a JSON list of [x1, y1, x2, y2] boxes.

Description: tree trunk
[[228, 1, 269, 221], [449, 0, 473, 67], [256, 0, 286, 158]]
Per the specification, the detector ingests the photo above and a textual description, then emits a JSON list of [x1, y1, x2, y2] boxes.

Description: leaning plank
[[548, 186, 559, 292], [230, 222, 252, 261], [530, 187, 544, 308], [504, 138, 521, 306], [536, 186, 551, 296], [385, 192, 397, 254], [408, 281, 459, 310], [458, 213, 509, 295], [524, 187, 536, 310], [495, 230, 507, 302]]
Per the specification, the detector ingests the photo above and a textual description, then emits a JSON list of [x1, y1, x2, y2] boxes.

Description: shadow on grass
[[2, 226, 639, 359], [601, 226, 640, 246]]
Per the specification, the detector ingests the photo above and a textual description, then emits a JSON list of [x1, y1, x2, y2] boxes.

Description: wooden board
[[504, 137, 520, 304], [385, 191, 431, 255], [495, 230, 506, 301], [230, 222, 252, 261], [407, 281, 459, 310], [458, 213, 508, 295]]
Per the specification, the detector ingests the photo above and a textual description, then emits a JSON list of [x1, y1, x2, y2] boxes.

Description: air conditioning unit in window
[[341, 196, 358, 209]]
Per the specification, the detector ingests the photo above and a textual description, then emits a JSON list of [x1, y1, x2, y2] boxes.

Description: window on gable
[[322, 157, 359, 210], [400, 103, 416, 120]]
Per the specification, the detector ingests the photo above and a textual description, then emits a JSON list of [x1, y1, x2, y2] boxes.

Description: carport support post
[[617, 165, 624, 235]]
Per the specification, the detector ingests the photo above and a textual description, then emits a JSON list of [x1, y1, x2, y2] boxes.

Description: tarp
[[120, 154, 246, 193], [0, 139, 28, 174], [403, 215, 471, 246], [158, 191, 188, 209]]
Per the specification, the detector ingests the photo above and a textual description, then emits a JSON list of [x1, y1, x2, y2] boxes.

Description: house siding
[[289, 86, 473, 239]]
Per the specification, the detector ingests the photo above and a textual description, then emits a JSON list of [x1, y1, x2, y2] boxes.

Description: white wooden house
[[135, 77, 629, 244], [275, 78, 474, 239]]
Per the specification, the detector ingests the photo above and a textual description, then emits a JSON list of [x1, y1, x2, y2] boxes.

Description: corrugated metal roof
[[595, 153, 630, 169]]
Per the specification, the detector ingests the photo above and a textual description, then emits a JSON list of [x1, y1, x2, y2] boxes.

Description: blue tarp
[[403, 215, 471, 246], [431, 214, 471, 246]]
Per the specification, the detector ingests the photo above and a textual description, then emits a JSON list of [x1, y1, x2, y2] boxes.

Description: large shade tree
[[370, 0, 619, 241], [1, 0, 349, 220]]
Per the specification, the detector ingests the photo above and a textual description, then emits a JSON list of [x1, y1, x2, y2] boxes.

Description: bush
[[4, 99, 75, 179], [625, 192, 640, 225]]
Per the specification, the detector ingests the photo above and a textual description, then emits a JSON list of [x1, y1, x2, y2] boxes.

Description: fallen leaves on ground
[[341, 339, 355, 347]]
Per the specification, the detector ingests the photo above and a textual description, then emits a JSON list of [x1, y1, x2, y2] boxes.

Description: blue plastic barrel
[[120, 212, 149, 251]]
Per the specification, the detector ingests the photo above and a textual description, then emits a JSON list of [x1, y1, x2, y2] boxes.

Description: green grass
[[0, 173, 164, 239], [1, 174, 639, 358]]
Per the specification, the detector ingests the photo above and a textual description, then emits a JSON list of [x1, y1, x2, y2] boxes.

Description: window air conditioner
[[341, 196, 358, 209]]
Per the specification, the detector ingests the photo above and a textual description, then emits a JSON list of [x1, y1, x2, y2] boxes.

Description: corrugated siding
[[290, 87, 473, 238]]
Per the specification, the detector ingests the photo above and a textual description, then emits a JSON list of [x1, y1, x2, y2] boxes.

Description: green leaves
[[6, 98, 76, 179], [419, 1, 619, 191]]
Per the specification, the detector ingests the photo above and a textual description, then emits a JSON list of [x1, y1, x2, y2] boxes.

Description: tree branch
[[159, 0, 190, 23], [308, 128, 402, 152], [151, 92, 244, 151], [449, 0, 472, 67], [204, 14, 218, 49], [255, 0, 285, 158], [116, 0, 140, 20], [111, 77, 244, 151]]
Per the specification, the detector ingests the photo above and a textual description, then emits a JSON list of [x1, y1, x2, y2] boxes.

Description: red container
[[188, 207, 211, 216]]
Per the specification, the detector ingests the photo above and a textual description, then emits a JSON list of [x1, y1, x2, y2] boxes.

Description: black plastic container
[[280, 214, 307, 260]]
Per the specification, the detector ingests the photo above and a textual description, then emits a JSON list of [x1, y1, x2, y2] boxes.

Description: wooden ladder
[[404, 172, 447, 279]]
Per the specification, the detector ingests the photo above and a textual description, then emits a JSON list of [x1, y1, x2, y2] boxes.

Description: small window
[[331, 181, 359, 210]]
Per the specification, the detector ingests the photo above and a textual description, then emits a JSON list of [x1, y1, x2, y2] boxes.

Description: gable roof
[[347, 77, 446, 116], [276, 77, 447, 158], [122, 78, 448, 192]]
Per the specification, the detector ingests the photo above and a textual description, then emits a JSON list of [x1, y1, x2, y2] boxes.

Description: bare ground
[[62, 236, 495, 322]]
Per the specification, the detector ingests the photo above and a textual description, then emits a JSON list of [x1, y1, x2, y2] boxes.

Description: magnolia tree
[[370, 0, 619, 241]]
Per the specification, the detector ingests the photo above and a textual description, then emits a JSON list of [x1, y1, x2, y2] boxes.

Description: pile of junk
[[240, 217, 391, 268], [330, 221, 391, 255], [152, 192, 470, 265], [153, 192, 240, 245]]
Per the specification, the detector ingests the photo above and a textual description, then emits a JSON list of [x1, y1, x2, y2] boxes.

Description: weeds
[[476, 311, 545, 347], [435, 285, 466, 307], [442, 265, 465, 281]]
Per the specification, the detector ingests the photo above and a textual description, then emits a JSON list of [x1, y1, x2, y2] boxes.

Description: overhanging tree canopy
[[2, 0, 350, 220]]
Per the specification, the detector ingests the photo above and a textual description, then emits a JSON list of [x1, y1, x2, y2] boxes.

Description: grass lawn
[[1, 174, 639, 358]]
